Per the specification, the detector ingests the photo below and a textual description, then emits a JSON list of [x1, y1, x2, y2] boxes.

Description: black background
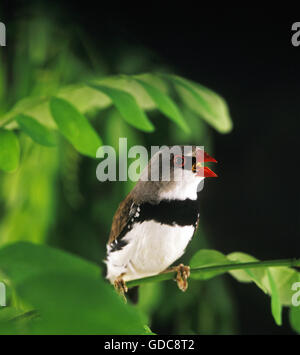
[[3, 2, 300, 334]]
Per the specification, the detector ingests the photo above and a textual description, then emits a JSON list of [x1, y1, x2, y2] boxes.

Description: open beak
[[193, 150, 218, 177]]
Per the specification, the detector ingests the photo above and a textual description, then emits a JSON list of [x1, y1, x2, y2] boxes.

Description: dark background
[[2, 2, 300, 334]]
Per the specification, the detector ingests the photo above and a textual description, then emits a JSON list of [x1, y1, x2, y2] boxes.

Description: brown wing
[[108, 193, 137, 245]]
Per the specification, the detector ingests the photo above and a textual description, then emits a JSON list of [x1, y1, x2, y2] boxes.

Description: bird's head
[[134, 146, 217, 202]]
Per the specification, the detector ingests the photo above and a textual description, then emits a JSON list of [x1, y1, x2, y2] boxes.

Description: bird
[[105, 145, 217, 300]]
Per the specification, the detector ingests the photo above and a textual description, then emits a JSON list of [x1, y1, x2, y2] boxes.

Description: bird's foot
[[114, 275, 128, 303], [170, 264, 190, 292]]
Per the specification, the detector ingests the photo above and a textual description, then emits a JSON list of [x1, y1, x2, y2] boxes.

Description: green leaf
[[2, 85, 112, 130], [267, 270, 282, 326], [1, 78, 157, 130], [166, 74, 233, 133], [16, 271, 145, 335], [49, 97, 102, 158], [0, 307, 22, 322], [290, 306, 300, 334], [0, 318, 19, 335], [58, 84, 111, 114], [15, 114, 56, 147], [135, 77, 190, 133], [227, 252, 268, 293], [0, 242, 146, 335], [189, 249, 300, 327], [0, 308, 39, 334], [134, 73, 168, 93], [2, 72, 233, 138], [190, 249, 230, 280], [88, 84, 154, 132], [95, 74, 166, 110], [0, 129, 20, 172], [0, 242, 100, 285], [265, 268, 300, 306], [190, 250, 299, 306]]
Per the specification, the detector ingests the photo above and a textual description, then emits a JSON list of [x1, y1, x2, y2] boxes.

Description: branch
[[126, 258, 300, 288]]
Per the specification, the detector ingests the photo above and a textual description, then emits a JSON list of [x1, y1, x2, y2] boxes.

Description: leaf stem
[[126, 258, 300, 288]]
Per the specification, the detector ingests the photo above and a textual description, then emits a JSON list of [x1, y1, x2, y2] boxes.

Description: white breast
[[106, 221, 195, 282]]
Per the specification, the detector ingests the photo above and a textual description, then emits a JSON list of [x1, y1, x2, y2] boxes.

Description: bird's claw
[[174, 264, 190, 292], [114, 276, 128, 303]]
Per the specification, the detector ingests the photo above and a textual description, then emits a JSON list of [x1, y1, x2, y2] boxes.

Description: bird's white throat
[[159, 171, 203, 201]]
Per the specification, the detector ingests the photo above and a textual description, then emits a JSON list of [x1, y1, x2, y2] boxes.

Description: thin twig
[[126, 258, 300, 288]]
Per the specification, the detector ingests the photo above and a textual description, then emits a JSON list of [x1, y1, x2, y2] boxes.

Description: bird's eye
[[174, 155, 185, 167]]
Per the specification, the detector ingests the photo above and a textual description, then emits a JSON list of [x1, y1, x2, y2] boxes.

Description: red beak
[[195, 150, 218, 177], [203, 166, 218, 177], [203, 151, 217, 163]]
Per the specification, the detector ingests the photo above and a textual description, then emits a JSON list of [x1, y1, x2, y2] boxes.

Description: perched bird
[[105, 146, 217, 299]]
